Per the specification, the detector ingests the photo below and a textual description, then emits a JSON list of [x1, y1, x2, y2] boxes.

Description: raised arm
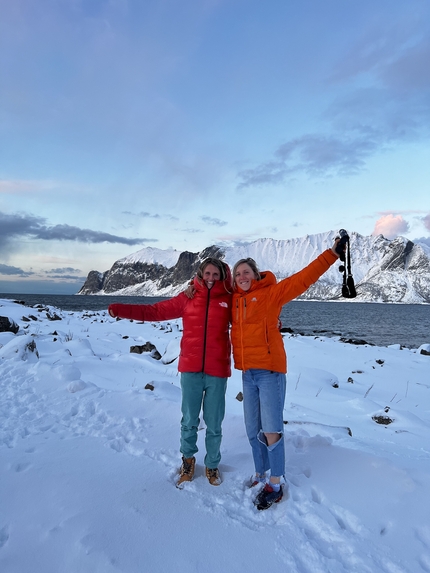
[[274, 243, 340, 306], [108, 293, 188, 322]]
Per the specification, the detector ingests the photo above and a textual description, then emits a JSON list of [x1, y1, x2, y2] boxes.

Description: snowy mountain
[[78, 231, 430, 303]]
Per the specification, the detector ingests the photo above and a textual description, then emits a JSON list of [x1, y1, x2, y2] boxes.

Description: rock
[[0, 316, 19, 334], [372, 414, 394, 425], [340, 337, 372, 346], [130, 342, 161, 360]]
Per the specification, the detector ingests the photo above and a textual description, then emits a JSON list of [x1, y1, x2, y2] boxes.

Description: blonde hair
[[232, 257, 261, 287]]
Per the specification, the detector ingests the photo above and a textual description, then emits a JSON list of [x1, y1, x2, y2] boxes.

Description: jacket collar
[[235, 270, 276, 295]]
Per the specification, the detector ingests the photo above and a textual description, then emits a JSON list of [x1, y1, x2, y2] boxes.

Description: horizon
[[0, 230, 427, 296]]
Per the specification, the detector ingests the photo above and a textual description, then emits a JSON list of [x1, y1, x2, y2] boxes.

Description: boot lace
[[181, 458, 194, 475]]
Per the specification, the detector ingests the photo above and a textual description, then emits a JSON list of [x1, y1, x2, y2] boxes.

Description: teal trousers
[[180, 372, 227, 469]]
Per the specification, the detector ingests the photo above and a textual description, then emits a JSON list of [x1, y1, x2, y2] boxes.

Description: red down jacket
[[108, 273, 232, 378]]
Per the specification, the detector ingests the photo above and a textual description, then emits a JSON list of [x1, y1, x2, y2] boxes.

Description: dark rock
[[130, 342, 156, 353], [340, 337, 372, 346], [280, 327, 294, 334], [0, 316, 19, 334], [27, 339, 39, 357], [372, 415, 394, 425], [236, 392, 243, 402], [46, 312, 62, 321], [78, 270, 107, 294], [420, 349, 430, 356], [145, 383, 155, 391], [130, 342, 161, 360]]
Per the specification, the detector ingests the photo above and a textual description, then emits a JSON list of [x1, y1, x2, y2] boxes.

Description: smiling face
[[234, 263, 257, 292], [202, 263, 221, 289]]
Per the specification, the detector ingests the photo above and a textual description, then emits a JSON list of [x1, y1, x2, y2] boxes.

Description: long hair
[[232, 257, 261, 289], [197, 257, 229, 283]]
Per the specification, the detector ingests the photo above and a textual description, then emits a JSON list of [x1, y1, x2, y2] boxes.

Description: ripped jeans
[[242, 369, 286, 478]]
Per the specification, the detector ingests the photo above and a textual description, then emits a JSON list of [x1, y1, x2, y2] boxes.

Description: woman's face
[[202, 263, 221, 289], [234, 263, 257, 291]]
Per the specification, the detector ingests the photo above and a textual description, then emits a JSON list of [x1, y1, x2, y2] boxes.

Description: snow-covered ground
[[1, 297, 430, 573]]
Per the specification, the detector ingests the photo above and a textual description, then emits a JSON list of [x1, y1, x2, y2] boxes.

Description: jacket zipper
[[201, 286, 211, 372], [264, 319, 270, 354], [236, 298, 246, 370]]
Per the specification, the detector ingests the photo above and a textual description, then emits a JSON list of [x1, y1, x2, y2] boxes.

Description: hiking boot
[[176, 456, 195, 488], [254, 483, 283, 510], [205, 467, 222, 486]]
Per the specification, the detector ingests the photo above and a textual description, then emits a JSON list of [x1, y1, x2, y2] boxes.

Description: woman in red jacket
[[231, 243, 340, 510], [108, 258, 232, 488]]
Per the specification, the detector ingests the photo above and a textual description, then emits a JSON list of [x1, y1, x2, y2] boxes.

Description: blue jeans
[[180, 373, 227, 469], [242, 369, 286, 478]]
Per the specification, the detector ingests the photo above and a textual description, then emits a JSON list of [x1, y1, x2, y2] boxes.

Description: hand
[[108, 304, 120, 318], [331, 238, 344, 259], [184, 283, 196, 299]]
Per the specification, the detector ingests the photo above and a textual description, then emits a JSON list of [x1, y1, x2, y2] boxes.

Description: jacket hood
[[235, 270, 277, 295], [193, 262, 233, 294]]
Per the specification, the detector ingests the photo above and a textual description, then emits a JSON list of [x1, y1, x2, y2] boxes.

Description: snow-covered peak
[[119, 246, 181, 268]]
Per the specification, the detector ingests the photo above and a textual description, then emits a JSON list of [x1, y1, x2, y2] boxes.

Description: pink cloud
[[372, 214, 410, 239]]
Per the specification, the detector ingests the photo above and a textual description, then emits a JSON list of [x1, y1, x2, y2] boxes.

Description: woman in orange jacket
[[231, 242, 340, 510]]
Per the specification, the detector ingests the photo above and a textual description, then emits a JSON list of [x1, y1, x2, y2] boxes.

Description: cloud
[[43, 268, 85, 281], [238, 134, 379, 187], [43, 274, 87, 281], [0, 263, 34, 277], [123, 211, 179, 221], [422, 213, 430, 231], [372, 214, 410, 239], [237, 27, 430, 189], [200, 216, 228, 227], [0, 211, 156, 247], [45, 267, 82, 275], [414, 236, 430, 248]]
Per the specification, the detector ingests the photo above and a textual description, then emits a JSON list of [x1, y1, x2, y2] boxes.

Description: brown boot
[[176, 456, 195, 488], [205, 467, 222, 486]]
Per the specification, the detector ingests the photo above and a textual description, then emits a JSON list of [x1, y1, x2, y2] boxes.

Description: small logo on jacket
[[219, 302, 228, 308], [251, 297, 257, 302]]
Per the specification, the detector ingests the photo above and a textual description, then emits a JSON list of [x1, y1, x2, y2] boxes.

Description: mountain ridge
[[78, 231, 430, 303]]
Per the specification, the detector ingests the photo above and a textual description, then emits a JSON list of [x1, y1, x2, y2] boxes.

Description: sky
[[1, 297, 430, 571], [1, 0, 430, 294]]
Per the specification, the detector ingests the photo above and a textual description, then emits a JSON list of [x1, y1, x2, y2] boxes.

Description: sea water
[[1, 293, 429, 349]]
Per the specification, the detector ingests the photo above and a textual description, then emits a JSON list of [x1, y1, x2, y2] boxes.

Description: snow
[[119, 246, 181, 268], [1, 297, 430, 573], [96, 231, 430, 303]]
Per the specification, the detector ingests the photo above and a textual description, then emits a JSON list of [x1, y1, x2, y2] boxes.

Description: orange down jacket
[[108, 270, 232, 378], [231, 249, 338, 373]]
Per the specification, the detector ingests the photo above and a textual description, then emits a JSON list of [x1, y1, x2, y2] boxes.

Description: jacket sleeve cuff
[[324, 249, 338, 264]]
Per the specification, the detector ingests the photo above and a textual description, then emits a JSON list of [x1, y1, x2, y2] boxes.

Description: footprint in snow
[[0, 526, 9, 549], [11, 461, 32, 473]]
